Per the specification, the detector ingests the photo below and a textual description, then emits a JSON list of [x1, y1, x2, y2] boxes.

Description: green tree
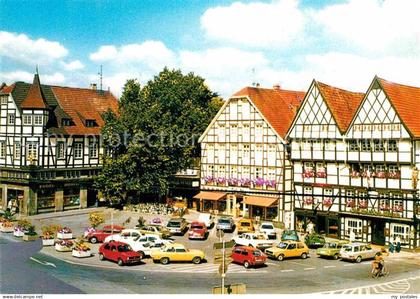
[[95, 68, 222, 202]]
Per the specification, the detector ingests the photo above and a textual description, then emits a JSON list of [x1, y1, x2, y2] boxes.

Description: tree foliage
[[95, 68, 222, 201]]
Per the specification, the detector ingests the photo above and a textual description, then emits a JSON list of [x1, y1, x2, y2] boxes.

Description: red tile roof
[[316, 81, 364, 133], [233, 86, 305, 138], [51, 86, 118, 135], [0, 83, 15, 94], [378, 78, 420, 137], [20, 74, 48, 109]]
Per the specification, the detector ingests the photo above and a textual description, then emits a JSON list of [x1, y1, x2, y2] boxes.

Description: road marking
[[266, 262, 278, 266], [323, 265, 336, 268], [30, 257, 57, 268], [280, 269, 294, 273], [343, 264, 355, 267], [304, 267, 316, 270]]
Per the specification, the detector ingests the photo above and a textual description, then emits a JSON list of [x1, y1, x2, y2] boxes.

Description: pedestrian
[[350, 229, 356, 242], [396, 236, 401, 253], [7, 199, 12, 212], [389, 237, 395, 253]]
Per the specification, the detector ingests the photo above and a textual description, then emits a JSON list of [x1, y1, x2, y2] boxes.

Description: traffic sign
[[213, 240, 235, 250]]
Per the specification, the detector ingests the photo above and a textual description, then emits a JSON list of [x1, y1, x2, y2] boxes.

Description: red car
[[84, 225, 125, 244], [188, 221, 208, 240], [232, 246, 267, 268], [98, 241, 142, 266]]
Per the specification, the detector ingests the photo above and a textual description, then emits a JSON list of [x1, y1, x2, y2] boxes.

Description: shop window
[[345, 218, 362, 238], [64, 187, 80, 207], [390, 223, 410, 244], [37, 188, 55, 209]]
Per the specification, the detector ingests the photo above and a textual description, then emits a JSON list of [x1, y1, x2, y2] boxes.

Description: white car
[[259, 222, 277, 240], [198, 213, 215, 228], [126, 239, 166, 257], [136, 234, 173, 246], [104, 229, 142, 243], [340, 243, 380, 263], [232, 233, 276, 250]]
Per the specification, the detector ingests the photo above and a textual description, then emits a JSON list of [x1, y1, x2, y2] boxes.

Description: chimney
[[90, 83, 97, 90], [273, 83, 281, 90]]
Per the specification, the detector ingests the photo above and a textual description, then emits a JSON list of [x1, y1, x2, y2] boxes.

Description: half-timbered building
[[197, 85, 304, 227], [0, 73, 118, 215], [287, 77, 420, 249]]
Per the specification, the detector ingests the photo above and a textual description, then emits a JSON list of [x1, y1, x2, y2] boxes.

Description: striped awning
[[193, 191, 226, 201], [244, 195, 278, 207]]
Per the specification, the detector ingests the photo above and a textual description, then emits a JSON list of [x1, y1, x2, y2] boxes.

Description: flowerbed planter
[[0, 226, 14, 233], [14, 230, 25, 237], [72, 250, 92, 258], [55, 243, 73, 252], [23, 234, 38, 242], [57, 232, 73, 239], [42, 239, 55, 246]]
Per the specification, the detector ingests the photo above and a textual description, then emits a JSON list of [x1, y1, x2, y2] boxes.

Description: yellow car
[[150, 243, 205, 264], [265, 241, 309, 261], [237, 219, 255, 234]]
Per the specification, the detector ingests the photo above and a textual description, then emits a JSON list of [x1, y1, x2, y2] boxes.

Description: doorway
[[371, 219, 386, 245]]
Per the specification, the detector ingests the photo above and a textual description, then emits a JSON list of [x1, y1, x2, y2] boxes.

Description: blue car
[[281, 230, 299, 241]]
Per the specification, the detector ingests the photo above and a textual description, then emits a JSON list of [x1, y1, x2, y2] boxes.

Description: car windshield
[[261, 224, 273, 229], [191, 225, 204, 229], [342, 245, 353, 252], [277, 242, 288, 249], [219, 219, 231, 224], [253, 250, 262, 256], [118, 244, 132, 252], [325, 243, 337, 249], [167, 221, 181, 227]]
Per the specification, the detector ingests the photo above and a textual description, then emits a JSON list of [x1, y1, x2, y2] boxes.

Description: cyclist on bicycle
[[372, 252, 385, 275]]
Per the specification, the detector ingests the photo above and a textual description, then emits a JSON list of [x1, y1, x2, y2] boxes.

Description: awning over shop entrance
[[244, 195, 278, 207], [193, 191, 226, 201]]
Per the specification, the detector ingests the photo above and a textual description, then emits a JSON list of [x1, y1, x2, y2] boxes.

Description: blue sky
[[1, 0, 419, 97]]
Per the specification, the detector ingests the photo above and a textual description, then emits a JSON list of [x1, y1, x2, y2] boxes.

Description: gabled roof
[[20, 74, 48, 109], [316, 81, 364, 133], [233, 86, 305, 138], [377, 77, 420, 137]]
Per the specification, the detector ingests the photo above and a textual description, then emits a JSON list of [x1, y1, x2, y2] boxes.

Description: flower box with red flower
[[216, 177, 226, 186], [322, 198, 333, 207], [203, 176, 215, 185], [358, 201, 368, 209], [302, 169, 315, 179], [376, 172, 386, 179], [388, 172, 401, 179], [55, 240, 74, 252], [266, 179, 276, 190], [350, 171, 360, 178], [72, 241, 92, 258], [0, 221, 14, 233], [316, 171, 327, 178], [57, 227, 73, 239], [393, 205, 404, 213], [13, 226, 27, 237], [346, 200, 356, 208], [380, 204, 390, 211], [304, 197, 314, 205], [228, 178, 238, 186]]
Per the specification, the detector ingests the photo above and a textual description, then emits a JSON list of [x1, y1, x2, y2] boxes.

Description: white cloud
[[0, 31, 68, 66], [313, 0, 420, 55], [0, 71, 65, 85], [89, 41, 175, 71], [61, 60, 84, 71], [201, 0, 305, 48]]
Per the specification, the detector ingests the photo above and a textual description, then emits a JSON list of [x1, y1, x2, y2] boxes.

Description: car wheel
[[277, 254, 284, 261], [160, 257, 170, 265], [356, 256, 362, 263], [333, 253, 339, 260], [117, 258, 124, 266], [99, 253, 104, 261], [243, 261, 250, 268], [192, 256, 201, 264], [90, 237, 97, 244], [301, 252, 308, 259], [138, 251, 145, 259]]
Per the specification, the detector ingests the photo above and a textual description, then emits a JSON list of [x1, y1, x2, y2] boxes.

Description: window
[[256, 123, 263, 136], [23, 115, 32, 125], [14, 142, 21, 160], [0, 95, 8, 104], [348, 140, 358, 151], [360, 139, 371, 151], [255, 167, 262, 178], [243, 167, 250, 178], [387, 140, 398, 152], [304, 186, 313, 194], [390, 223, 410, 243], [74, 143, 83, 159], [231, 124, 238, 136], [243, 144, 250, 157], [86, 120, 97, 127], [256, 145, 263, 152], [346, 218, 362, 238], [7, 113, 15, 125], [0, 141, 5, 158], [34, 115, 43, 125], [62, 119, 72, 126], [57, 142, 65, 159], [373, 139, 384, 152], [26, 142, 38, 161], [243, 124, 250, 136]]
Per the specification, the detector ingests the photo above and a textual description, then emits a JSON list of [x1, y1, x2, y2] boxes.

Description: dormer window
[[86, 120, 98, 127], [62, 118, 72, 126]]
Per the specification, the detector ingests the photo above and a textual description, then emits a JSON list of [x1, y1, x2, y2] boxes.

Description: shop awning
[[193, 191, 226, 201], [244, 196, 278, 207]]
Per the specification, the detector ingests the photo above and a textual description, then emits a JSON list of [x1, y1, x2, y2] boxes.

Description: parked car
[[136, 234, 173, 246], [124, 234, 173, 256], [281, 230, 299, 241], [104, 229, 142, 243], [232, 246, 267, 268], [237, 219, 255, 235], [98, 241, 142, 266], [233, 233, 275, 250], [150, 243, 205, 264], [198, 213, 215, 228], [340, 243, 380, 263], [316, 240, 349, 260], [188, 221, 208, 240], [259, 222, 277, 239], [305, 233, 326, 248], [216, 217, 235, 232], [265, 240, 309, 261], [137, 225, 172, 239], [84, 225, 125, 244], [166, 218, 189, 235]]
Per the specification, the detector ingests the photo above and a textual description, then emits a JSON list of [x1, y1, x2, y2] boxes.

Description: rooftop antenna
[[98, 65, 103, 91], [251, 68, 256, 87]]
